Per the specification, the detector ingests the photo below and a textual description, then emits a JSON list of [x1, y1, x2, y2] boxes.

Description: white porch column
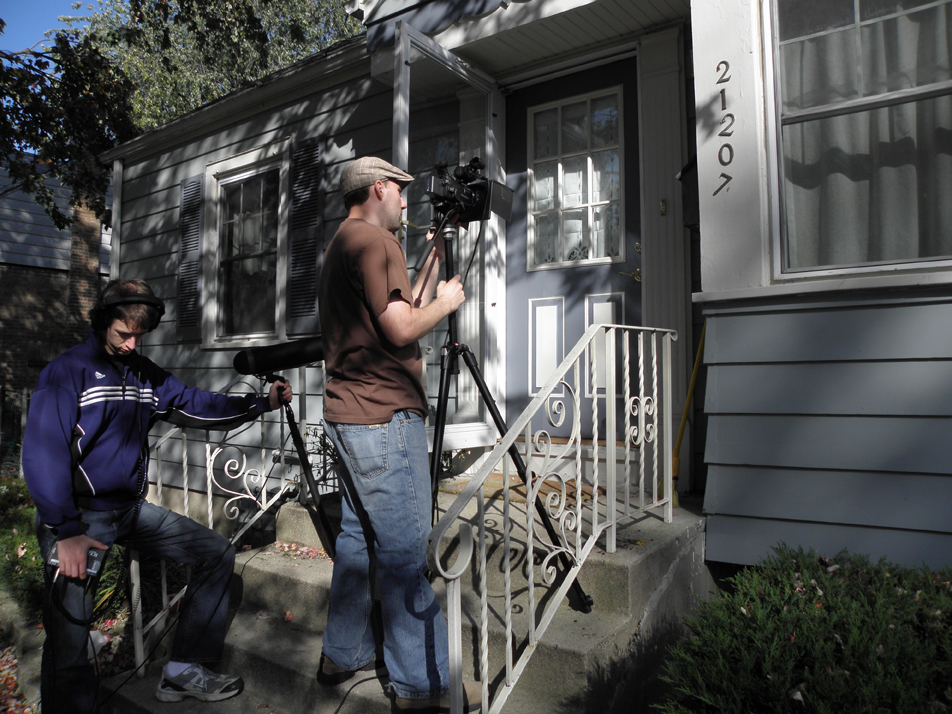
[[638, 26, 693, 488]]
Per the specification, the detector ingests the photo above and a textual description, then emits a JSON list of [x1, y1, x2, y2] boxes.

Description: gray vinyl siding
[[701, 291, 952, 569], [0, 167, 72, 270], [113, 39, 445, 493], [119, 63, 390, 491]]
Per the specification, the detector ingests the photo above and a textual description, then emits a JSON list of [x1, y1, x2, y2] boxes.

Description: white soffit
[[430, 0, 689, 82]]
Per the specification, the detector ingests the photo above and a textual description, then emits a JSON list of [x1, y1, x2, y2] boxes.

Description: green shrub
[[657, 544, 952, 714], [0, 474, 46, 622]]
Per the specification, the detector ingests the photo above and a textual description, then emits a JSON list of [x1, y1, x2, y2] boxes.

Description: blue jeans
[[323, 411, 449, 699], [37, 501, 236, 714]]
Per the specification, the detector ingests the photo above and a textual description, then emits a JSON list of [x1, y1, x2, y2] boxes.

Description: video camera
[[425, 157, 513, 228]]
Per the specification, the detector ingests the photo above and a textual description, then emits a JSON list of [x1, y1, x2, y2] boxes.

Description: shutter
[[178, 175, 204, 342], [287, 137, 324, 336]]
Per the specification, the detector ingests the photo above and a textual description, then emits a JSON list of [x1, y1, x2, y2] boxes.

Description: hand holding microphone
[[268, 380, 293, 411]]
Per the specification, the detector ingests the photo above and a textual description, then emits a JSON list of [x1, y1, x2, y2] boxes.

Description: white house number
[[713, 60, 733, 196]]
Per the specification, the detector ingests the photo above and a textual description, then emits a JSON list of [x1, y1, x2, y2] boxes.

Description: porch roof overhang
[[355, 0, 689, 94]]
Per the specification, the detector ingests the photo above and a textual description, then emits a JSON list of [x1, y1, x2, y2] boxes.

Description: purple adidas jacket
[[22, 331, 269, 540]]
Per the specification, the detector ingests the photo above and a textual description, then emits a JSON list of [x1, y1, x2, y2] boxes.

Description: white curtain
[[780, 2, 952, 270]]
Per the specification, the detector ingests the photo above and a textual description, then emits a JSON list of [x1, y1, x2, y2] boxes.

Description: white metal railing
[[130, 375, 332, 674], [427, 324, 677, 714]]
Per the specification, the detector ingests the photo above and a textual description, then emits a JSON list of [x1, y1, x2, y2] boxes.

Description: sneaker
[[317, 653, 386, 686], [155, 663, 245, 702], [392, 680, 482, 713]]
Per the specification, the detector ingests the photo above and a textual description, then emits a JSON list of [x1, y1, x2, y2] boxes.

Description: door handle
[[620, 269, 642, 282]]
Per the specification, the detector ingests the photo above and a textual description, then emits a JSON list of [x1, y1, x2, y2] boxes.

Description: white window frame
[[526, 87, 625, 272], [202, 139, 291, 348], [767, 0, 952, 281]]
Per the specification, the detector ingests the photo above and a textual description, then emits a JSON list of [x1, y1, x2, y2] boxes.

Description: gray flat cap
[[340, 157, 414, 196]]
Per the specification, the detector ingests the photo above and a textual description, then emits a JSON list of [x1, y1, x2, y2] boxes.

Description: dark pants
[[37, 501, 235, 714]]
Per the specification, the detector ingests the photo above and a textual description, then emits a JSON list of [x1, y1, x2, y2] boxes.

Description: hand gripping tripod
[[427, 212, 593, 613]]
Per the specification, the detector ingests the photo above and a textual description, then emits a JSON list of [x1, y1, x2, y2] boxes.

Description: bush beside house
[[658, 545, 952, 714]]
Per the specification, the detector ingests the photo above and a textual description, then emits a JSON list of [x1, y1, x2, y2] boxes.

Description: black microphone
[[233, 337, 324, 376]]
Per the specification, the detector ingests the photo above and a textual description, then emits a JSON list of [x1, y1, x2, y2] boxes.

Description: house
[[99, 0, 699, 509], [98, 0, 950, 573], [0, 165, 109, 439], [693, 0, 952, 568]]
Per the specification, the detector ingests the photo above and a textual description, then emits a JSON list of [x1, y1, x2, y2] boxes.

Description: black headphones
[[90, 281, 166, 332]]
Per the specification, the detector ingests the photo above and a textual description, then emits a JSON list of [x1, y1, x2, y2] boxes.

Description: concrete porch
[[97, 482, 711, 714]]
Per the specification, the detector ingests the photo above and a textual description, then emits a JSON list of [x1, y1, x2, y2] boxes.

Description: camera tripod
[[427, 212, 593, 613]]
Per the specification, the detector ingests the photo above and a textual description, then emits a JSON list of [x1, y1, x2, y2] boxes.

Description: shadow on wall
[[0, 206, 104, 429]]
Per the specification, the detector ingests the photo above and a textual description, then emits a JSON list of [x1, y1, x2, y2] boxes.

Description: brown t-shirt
[[319, 218, 428, 424]]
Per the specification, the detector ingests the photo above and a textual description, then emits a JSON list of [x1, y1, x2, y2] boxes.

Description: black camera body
[[425, 157, 513, 227]]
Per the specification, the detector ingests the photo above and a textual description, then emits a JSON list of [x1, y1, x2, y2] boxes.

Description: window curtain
[[780, 2, 952, 270]]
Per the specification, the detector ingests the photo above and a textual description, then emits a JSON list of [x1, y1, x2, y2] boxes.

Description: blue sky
[[1, 0, 91, 53]]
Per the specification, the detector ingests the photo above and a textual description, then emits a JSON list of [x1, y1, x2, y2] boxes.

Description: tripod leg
[[283, 403, 337, 559], [457, 346, 593, 613], [429, 345, 457, 522]]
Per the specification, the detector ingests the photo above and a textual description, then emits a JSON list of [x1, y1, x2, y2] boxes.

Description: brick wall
[[0, 204, 105, 438]]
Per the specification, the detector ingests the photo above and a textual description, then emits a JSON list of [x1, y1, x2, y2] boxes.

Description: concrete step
[[101, 664, 284, 714], [103, 489, 709, 714], [236, 492, 707, 713]]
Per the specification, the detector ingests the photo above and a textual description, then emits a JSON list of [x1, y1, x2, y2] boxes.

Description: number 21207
[[714, 61, 733, 196]]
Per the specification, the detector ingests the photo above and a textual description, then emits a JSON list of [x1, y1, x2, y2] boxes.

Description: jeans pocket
[[336, 423, 389, 479]]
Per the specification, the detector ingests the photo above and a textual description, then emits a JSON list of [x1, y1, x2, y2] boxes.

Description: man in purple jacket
[[22, 278, 291, 713]]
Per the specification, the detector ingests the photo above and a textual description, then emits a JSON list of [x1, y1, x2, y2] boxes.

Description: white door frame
[[391, 21, 509, 451]]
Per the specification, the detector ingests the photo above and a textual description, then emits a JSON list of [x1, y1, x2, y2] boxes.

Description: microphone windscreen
[[233, 337, 324, 375]]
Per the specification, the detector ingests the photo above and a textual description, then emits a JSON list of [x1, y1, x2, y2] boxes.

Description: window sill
[[693, 267, 952, 304]]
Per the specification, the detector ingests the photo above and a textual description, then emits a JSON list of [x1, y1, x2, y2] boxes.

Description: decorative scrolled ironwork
[[527, 471, 578, 580], [627, 395, 656, 448], [206, 446, 269, 521]]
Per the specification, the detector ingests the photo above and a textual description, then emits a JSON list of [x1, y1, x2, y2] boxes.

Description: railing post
[[663, 332, 674, 523], [604, 327, 617, 554], [130, 551, 145, 678], [448, 576, 464, 714], [181, 429, 189, 518], [206, 440, 214, 529]]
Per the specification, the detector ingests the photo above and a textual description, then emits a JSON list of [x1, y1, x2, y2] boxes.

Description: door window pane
[[562, 102, 588, 153], [592, 95, 619, 147], [535, 214, 559, 264], [593, 149, 620, 203], [533, 161, 558, 212], [594, 204, 621, 258], [563, 209, 589, 261], [563, 156, 588, 208], [534, 108, 559, 159], [528, 89, 624, 269]]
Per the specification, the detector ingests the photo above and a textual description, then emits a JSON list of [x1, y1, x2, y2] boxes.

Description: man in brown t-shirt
[[317, 157, 479, 712]]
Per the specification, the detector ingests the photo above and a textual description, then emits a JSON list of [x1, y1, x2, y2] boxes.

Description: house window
[[527, 90, 624, 271], [219, 168, 280, 336], [773, 0, 952, 272], [177, 137, 322, 346]]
